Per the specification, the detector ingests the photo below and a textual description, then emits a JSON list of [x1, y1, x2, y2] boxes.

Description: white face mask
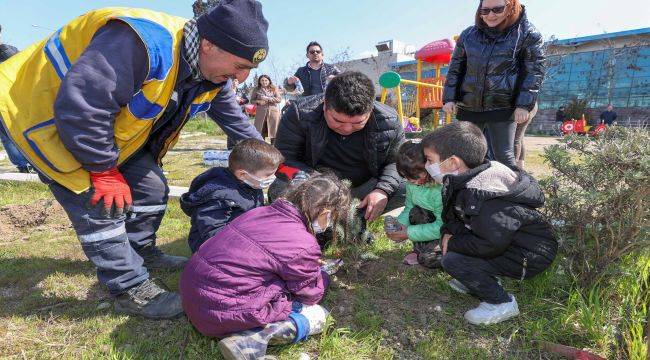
[[243, 172, 276, 189], [425, 158, 458, 183], [312, 212, 332, 234]]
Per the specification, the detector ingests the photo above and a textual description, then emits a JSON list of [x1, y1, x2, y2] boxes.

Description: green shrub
[[540, 127, 649, 359], [540, 127, 649, 285]]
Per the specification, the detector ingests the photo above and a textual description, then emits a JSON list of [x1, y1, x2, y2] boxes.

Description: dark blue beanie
[[197, 0, 269, 65]]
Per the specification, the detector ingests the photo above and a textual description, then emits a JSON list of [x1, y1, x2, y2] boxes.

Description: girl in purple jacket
[[180, 174, 351, 359]]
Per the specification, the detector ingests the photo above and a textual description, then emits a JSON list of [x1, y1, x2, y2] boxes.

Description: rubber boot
[[218, 320, 297, 360]]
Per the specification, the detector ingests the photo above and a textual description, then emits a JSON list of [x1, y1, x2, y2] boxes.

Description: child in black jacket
[[421, 122, 557, 325]]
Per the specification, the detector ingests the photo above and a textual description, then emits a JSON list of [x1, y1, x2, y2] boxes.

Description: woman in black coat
[[442, 0, 545, 169]]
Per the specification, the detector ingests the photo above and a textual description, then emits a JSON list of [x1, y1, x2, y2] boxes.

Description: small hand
[[358, 189, 388, 222], [514, 107, 530, 124], [287, 76, 298, 85]]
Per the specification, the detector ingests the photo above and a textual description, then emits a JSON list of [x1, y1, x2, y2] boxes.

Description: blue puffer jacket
[[180, 167, 264, 253]]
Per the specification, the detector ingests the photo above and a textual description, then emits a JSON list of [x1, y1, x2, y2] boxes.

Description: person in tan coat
[[251, 75, 282, 144]]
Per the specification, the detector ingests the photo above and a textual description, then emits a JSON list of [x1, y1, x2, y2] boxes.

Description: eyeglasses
[[309, 50, 322, 55], [478, 5, 506, 15]]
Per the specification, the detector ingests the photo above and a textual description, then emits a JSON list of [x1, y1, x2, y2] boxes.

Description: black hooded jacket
[[0, 44, 18, 63], [441, 161, 557, 273], [443, 7, 545, 112]]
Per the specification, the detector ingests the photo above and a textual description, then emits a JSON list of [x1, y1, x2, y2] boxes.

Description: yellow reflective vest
[[0, 8, 219, 193]]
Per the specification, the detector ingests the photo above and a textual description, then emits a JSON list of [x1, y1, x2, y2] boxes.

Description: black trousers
[[441, 248, 549, 304], [463, 120, 517, 169]]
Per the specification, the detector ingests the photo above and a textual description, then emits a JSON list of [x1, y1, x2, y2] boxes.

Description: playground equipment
[[379, 38, 455, 132], [561, 115, 607, 136]]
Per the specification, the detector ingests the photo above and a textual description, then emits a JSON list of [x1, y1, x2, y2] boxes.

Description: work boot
[[114, 279, 184, 319], [138, 244, 188, 270], [218, 320, 297, 360]]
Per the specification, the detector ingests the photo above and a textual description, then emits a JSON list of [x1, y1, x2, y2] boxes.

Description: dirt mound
[[0, 199, 68, 241]]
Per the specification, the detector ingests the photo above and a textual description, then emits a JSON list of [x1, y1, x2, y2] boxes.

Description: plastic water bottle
[[384, 215, 400, 233], [203, 150, 231, 167]]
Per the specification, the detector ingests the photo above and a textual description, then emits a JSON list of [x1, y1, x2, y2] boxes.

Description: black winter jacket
[[441, 161, 557, 273], [275, 94, 405, 195], [180, 167, 264, 253], [0, 44, 18, 62], [443, 7, 545, 112], [294, 62, 341, 96]]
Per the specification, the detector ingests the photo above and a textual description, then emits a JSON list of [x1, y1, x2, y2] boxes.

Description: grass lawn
[[0, 179, 575, 359], [0, 125, 637, 359]]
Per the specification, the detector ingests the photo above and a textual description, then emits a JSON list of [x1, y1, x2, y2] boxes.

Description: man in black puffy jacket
[[272, 71, 406, 222], [421, 121, 557, 326]]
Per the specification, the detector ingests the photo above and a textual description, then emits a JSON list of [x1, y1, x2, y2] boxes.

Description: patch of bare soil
[[329, 258, 455, 359], [0, 200, 69, 241]]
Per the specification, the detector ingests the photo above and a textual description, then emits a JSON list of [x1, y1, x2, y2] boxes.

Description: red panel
[[415, 39, 455, 64]]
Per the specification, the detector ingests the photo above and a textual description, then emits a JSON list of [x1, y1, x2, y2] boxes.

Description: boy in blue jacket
[[181, 139, 283, 253]]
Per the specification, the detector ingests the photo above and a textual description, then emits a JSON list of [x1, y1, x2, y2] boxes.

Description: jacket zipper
[[480, 39, 497, 110], [520, 257, 528, 280]]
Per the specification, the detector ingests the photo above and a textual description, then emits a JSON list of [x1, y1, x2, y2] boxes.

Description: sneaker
[[139, 245, 188, 270], [464, 294, 520, 325], [114, 279, 184, 319], [448, 279, 470, 294]]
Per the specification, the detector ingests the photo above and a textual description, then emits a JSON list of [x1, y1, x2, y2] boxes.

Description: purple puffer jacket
[[180, 199, 328, 337]]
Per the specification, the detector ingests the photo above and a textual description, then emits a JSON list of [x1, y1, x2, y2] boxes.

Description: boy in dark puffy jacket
[[421, 122, 557, 325], [180, 139, 283, 253]]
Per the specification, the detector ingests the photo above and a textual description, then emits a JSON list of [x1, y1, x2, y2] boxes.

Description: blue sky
[[1, 0, 649, 84]]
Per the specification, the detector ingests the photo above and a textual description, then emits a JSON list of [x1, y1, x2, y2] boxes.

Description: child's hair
[[396, 141, 427, 180], [421, 122, 487, 168], [228, 139, 284, 173], [283, 174, 351, 241]]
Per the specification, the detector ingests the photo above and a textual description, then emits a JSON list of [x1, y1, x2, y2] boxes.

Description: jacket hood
[[450, 160, 545, 208]]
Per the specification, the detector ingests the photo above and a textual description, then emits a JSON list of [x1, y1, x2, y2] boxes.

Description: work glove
[[276, 164, 301, 180], [89, 168, 132, 218]]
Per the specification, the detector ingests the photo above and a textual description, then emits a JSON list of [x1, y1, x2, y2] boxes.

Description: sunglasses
[[309, 50, 322, 55], [478, 5, 506, 15]]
